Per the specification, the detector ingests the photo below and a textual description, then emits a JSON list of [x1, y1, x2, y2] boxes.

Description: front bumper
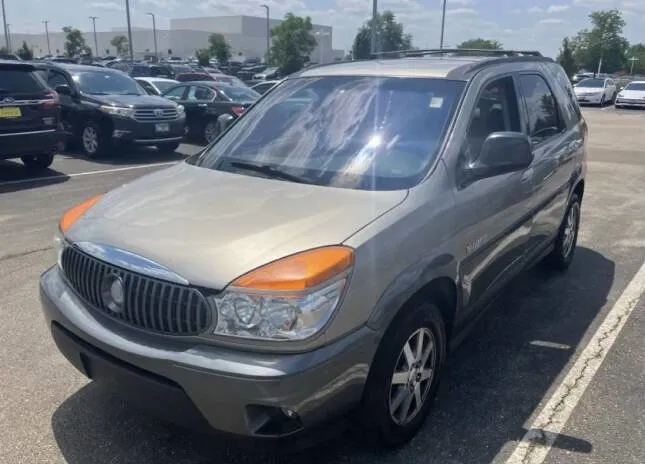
[[39, 266, 377, 438], [0, 128, 64, 160], [615, 98, 645, 108], [576, 93, 604, 104], [111, 115, 186, 145]]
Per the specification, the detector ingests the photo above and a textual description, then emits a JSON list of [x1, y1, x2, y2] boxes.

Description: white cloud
[[511, 8, 522, 13], [138, 0, 178, 8], [547, 5, 570, 13], [89, 1, 124, 11], [528, 6, 543, 13], [539, 18, 567, 24], [446, 8, 477, 15]]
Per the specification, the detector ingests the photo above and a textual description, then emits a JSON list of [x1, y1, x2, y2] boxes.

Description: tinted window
[[187, 86, 215, 101], [73, 70, 145, 95], [195, 76, 465, 191], [465, 76, 520, 160], [153, 80, 178, 93], [137, 80, 157, 95], [130, 65, 150, 77], [163, 85, 186, 99], [624, 82, 645, 91], [48, 72, 68, 88], [0, 70, 45, 93], [549, 63, 581, 123], [219, 85, 260, 102], [519, 74, 562, 141], [150, 66, 172, 78], [253, 82, 274, 94], [576, 78, 604, 88]]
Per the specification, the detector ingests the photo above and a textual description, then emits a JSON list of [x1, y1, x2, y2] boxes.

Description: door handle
[[198, 103, 207, 107]]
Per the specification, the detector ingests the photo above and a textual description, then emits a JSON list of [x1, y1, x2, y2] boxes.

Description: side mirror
[[464, 132, 533, 182], [218, 113, 235, 133], [55, 84, 72, 96]]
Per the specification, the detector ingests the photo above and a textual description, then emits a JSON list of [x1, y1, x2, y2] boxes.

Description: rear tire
[[20, 153, 54, 170], [357, 302, 446, 448], [157, 142, 180, 153], [543, 194, 581, 271], [203, 119, 219, 144]]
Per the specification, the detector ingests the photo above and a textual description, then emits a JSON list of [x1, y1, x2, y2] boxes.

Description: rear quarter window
[[0, 69, 46, 93], [547, 63, 582, 125]]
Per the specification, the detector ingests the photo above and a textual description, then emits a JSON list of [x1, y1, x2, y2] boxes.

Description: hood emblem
[[154, 108, 164, 117], [101, 273, 125, 313]]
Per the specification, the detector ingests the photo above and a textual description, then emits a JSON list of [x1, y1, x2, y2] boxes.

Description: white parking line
[[504, 259, 645, 464], [0, 162, 177, 188]]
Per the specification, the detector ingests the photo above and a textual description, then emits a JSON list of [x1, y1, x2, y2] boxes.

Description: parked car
[[128, 63, 174, 79], [162, 80, 259, 143], [572, 72, 594, 84], [0, 60, 64, 170], [614, 81, 645, 109], [573, 77, 617, 106], [32, 63, 186, 157], [175, 71, 248, 87], [250, 79, 281, 95], [40, 49, 586, 448], [0, 53, 21, 61], [135, 77, 180, 96], [252, 66, 280, 80], [237, 64, 267, 82]]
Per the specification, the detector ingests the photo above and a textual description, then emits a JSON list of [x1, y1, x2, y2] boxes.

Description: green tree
[[270, 13, 317, 75], [62, 26, 86, 57], [352, 11, 412, 60], [0, 46, 8, 54], [208, 33, 231, 65], [557, 37, 576, 77], [16, 41, 33, 60], [627, 43, 645, 75], [110, 35, 129, 57], [457, 38, 503, 49], [571, 9, 629, 74], [195, 48, 212, 66]]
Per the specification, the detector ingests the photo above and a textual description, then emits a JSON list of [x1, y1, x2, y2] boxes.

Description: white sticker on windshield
[[429, 97, 444, 108]]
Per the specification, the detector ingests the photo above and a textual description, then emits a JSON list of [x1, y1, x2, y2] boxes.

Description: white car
[[573, 77, 617, 106], [615, 81, 645, 109], [135, 77, 179, 96]]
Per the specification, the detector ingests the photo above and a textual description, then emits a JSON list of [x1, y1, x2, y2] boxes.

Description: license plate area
[[155, 123, 169, 133], [0, 107, 22, 118]]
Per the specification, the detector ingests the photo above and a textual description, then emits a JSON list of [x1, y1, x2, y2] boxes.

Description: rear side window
[[518, 74, 563, 142], [0, 69, 46, 93], [548, 63, 582, 123]]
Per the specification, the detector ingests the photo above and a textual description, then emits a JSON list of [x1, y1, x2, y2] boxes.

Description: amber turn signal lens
[[59, 194, 104, 233], [231, 246, 354, 291]]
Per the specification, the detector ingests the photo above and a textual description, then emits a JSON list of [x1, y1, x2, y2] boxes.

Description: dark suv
[[0, 60, 64, 170], [34, 63, 186, 157]]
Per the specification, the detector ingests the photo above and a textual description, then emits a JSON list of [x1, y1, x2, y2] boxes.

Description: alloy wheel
[[82, 126, 99, 155], [388, 328, 437, 426], [562, 203, 579, 258], [204, 122, 218, 143]]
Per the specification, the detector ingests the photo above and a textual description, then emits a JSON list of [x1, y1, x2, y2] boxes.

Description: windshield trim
[[193, 75, 467, 191]]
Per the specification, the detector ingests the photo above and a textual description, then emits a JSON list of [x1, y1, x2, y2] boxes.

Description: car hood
[[617, 89, 645, 99], [88, 93, 177, 108], [67, 162, 407, 289]]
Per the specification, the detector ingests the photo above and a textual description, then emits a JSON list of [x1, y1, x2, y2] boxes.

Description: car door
[[180, 85, 218, 133], [606, 79, 616, 100], [46, 69, 78, 136], [453, 74, 534, 315], [517, 72, 576, 258]]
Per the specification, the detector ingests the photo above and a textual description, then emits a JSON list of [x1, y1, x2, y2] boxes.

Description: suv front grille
[[60, 246, 212, 336], [134, 108, 179, 121]]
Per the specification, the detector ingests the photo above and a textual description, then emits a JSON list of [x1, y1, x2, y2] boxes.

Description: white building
[[8, 15, 342, 63]]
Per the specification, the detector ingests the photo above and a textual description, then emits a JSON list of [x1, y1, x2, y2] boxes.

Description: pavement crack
[[0, 246, 52, 262]]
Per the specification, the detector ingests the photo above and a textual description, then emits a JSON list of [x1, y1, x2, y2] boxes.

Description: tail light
[[42, 90, 59, 108], [231, 106, 245, 116]]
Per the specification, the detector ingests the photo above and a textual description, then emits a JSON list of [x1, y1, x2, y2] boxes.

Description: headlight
[[99, 105, 134, 118], [176, 104, 185, 115], [53, 229, 65, 269], [208, 246, 354, 341]]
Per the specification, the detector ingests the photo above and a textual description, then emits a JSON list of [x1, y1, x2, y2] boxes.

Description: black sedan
[[162, 81, 260, 143]]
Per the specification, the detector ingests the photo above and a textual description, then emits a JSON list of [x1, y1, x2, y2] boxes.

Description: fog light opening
[[246, 404, 303, 437]]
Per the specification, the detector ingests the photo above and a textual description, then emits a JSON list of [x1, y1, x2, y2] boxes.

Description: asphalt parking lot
[[1, 107, 644, 464]]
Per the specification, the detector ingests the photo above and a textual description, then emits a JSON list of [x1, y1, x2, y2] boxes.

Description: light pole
[[89, 16, 99, 57], [439, 0, 447, 49], [260, 5, 269, 63], [596, 29, 604, 76], [370, 0, 377, 55], [146, 13, 157, 61], [1, 0, 8, 52], [629, 56, 638, 76], [6, 22, 11, 51], [315, 30, 330, 64], [43, 20, 51, 55], [124, 0, 134, 60]]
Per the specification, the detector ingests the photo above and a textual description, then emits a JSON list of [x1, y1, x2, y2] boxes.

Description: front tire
[[81, 121, 110, 158], [157, 142, 180, 153], [357, 302, 446, 448], [544, 194, 581, 270], [20, 153, 54, 170], [203, 119, 219, 144]]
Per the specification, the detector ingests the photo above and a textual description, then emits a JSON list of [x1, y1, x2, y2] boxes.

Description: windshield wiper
[[229, 161, 310, 184]]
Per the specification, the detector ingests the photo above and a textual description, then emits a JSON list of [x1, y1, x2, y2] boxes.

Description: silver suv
[[40, 49, 587, 447]]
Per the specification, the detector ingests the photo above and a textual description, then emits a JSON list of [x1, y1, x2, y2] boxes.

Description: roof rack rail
[[370, 48, 543, 59]]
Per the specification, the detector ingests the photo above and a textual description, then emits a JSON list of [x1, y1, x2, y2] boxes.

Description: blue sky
[[5, 0, 644, 57]]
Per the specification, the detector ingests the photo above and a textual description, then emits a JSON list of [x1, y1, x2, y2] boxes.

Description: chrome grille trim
[[133, 107, 179, 121], [61, 246, 212, 336]]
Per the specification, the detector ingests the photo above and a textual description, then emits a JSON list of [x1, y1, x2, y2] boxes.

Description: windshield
[[624, 82, 645, 91], [195, 76, 465, 191], [220, 85, 260, 102], [153, 80, 178, 93], [577, 79, 605, 88], [73, 71, 145, 95]]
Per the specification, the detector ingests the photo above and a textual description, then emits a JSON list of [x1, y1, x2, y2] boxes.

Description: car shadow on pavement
[[51, 247, 613, 464], [63, 145, 195, 166], [0, 160, 69, 194]]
